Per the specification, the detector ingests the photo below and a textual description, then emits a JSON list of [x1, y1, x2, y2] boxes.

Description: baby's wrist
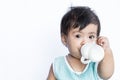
[[104, 47, 112, 54]]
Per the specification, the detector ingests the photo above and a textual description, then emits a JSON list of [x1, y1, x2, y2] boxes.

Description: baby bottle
[[81, 42, 104, 64]]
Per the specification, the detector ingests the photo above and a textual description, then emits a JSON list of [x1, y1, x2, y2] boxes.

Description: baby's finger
[[97, 37, 104, 46]]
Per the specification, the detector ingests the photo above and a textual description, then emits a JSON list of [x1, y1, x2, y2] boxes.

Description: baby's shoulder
[[53, 56, 65, 63]]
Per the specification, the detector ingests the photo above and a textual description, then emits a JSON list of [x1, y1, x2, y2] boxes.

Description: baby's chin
[[70, 54, 81, 60], [75, 53, 82, 58], [75, 54, 81, 59]]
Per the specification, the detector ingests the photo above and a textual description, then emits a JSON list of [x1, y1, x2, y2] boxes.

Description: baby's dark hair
[[60, 6, 101, 36]]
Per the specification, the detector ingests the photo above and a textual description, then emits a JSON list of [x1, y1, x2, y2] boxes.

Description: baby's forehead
[[69, 24, 98, 34]]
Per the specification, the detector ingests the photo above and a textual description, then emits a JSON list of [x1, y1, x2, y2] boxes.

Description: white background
[[0, 0, 120, 80]]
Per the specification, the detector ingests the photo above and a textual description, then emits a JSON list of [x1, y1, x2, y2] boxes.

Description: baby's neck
[[66, 54, 87, 72]]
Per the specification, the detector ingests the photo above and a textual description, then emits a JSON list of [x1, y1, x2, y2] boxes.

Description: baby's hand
[[97, 36, 110, 50]]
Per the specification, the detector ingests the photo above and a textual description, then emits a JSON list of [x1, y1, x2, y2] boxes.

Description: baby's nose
[[81, 38, 89, 45]]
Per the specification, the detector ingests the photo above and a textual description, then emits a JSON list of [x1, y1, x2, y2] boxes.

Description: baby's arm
[[47, 64, 56, 80], [97, 36, 114, 79]]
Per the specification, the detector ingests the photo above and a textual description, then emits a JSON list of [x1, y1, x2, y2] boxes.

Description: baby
[[47, 6, 114, 80]]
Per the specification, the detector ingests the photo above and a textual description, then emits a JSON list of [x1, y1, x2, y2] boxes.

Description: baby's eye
[[89, 35, 95, 39], [75, 34, 81, 38]]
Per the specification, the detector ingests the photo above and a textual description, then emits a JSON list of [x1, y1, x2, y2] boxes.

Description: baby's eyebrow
[[88, 32, 97, 34], [72, 30, 81, 33], [72, 31, 83, 35]]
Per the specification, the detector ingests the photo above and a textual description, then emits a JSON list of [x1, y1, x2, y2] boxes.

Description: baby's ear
[[61, 34, 67, 47]]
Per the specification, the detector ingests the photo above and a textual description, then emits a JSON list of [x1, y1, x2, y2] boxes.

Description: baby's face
[[65, 24, 98, 59]]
